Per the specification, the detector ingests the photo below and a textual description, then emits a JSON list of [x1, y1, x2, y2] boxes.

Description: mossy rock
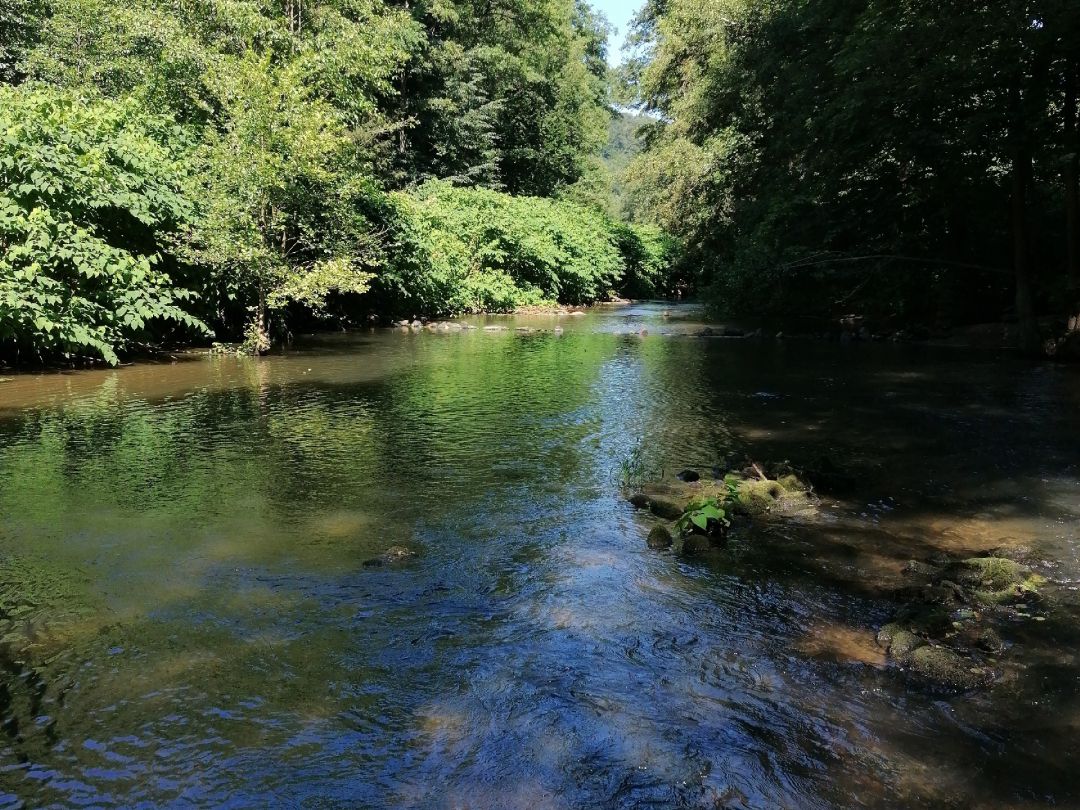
[[777, 474, 810, 493], [876, 623, 925, 660], [972, 576, 1045, 606], [951, 557, 1045, 606], [890, 631, 925, 660], [650, 497, 686, 520], [628, 493, 651, 509], [902, 560, 942, 580], [956, 557, 1031, 590], [977, 628, 1005, 653], [893, 604, 953, 637], [734, 479, 785, 516], [875, 623, 904, 648], [647, 525, 674, 550], [909, 646, 992, 691], [681, 534, 712, 556]]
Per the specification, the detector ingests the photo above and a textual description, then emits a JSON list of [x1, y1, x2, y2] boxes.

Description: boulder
[[909, 646, 992, 691], [681, 534, 711, 556], [649, 497, 685, 521], [876, 623, 925, 661], [946, 557, 1046, 606], [733, 479, 786, 516], [647, 526, 674, 550]]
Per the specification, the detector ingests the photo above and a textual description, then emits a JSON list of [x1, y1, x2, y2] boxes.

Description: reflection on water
[[0, 303, 1078, 807]]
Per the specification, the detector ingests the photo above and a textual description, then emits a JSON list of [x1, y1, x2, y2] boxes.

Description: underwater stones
[[902, 560, 942, 580], [977, 627, 1005, 653], [909, 646, 991, 692], [647, 525, 674, 550], [363, 546, 417, 568]]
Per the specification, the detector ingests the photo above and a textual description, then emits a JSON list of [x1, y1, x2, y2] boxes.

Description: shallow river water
[[0, 303, 1079, 808]]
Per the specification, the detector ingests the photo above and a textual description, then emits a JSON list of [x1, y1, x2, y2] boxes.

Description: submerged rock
[[647, 525, 674, 550], [363, 546, 417, 568]]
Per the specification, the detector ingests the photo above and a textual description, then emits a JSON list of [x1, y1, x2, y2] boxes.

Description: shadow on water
[[0, 304, 1077, 807]]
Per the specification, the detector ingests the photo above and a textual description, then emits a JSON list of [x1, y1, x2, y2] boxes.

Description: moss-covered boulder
[[909, 646, 992, 691], [948, 557, 1046, 606], [777, 474, 810, 493], [649, 497, 685, 520], [628, 472, 818, 523], [681, 534, 712, 556], [733, 479, 785, 516], [647, 525, 674, 550], [876, 623, 926, 660]]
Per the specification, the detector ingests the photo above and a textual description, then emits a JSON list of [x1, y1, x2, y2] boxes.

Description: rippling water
[[0, 303, 1078, 808]]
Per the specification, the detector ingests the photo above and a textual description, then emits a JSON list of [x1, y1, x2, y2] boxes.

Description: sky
[[590, 0, 643, 66]]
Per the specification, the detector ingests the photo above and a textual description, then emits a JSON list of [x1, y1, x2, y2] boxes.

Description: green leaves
[[0, 85, 207, 364], [676, 498, 730, 535], [384, 180, 666, 314]]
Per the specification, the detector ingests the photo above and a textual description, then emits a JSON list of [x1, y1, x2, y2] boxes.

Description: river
[[0, 303, 1078, 808]]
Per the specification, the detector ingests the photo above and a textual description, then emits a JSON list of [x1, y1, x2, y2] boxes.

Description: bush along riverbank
[[627, 459, 1050, 694]]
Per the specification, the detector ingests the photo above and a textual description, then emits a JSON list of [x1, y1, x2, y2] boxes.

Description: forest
[[2, 0, 1079, 362], [0, 0, 674, 363], [622, 0, 1080, 355]]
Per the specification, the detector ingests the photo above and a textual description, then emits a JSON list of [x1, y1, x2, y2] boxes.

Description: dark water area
[[0, 303, 1078, 808]]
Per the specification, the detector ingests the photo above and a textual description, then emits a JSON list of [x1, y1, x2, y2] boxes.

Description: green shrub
[[381, 181, 677, 315], [0, 85, 207, 364]]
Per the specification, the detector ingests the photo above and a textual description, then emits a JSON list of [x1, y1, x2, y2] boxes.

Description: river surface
[[0, 303, 1078, 809]]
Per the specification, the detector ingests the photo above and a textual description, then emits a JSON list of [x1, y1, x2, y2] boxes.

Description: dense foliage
[[0, 0, 678, 364], [383, 181, 675, 314], [0, 86, 205, 363], [624, 0, 1080, 351]]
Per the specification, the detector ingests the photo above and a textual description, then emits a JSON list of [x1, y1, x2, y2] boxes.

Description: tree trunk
[[251, 286, 272, 356], [1065, 59, 1079, 286], [1011, 149, 1041, 354]]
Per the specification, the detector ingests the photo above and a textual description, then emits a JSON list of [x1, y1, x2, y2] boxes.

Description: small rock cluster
[[628, 467, 818, 557], [876, 554, 1046, 691]]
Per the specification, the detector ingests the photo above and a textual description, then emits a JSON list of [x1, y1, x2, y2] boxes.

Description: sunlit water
[[0, 303, 1078, 808]]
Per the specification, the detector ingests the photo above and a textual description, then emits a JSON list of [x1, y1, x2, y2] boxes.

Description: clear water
[[0, 303, 1078, 808]]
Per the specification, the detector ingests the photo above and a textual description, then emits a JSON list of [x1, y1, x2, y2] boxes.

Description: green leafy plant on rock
[[676, 497, 730, 535]]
